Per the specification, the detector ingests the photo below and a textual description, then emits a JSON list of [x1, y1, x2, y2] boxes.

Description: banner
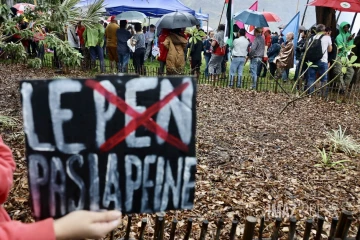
[[20, 76, 197, 220], [236, 1, 258, 42]]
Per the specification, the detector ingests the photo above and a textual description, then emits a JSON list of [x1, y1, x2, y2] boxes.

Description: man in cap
[[249, 27, 265, 89]]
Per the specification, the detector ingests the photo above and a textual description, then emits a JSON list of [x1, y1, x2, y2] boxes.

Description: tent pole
[[207, 19, 209, 34], [301, 0, 310, 25], [336, 11, 341, 22], [296, 0, 300, 13], [350, 13, 357, 32]]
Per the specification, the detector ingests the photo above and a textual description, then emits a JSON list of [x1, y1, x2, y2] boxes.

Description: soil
[[0, 63, 359, 239]]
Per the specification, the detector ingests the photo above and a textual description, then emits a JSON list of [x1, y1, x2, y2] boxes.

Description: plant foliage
[[326, 125, 360, 155]]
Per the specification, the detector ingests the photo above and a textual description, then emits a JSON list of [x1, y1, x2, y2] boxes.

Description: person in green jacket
[[333, 21, 355, 91], [83, 21, 105, 73]]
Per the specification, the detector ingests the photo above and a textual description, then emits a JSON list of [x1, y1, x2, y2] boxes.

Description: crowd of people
[[8, 15, 360, 94], [225, 21, 360, 94]]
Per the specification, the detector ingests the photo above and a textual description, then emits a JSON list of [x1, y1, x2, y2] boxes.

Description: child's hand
[[54, 210, 121, 240]]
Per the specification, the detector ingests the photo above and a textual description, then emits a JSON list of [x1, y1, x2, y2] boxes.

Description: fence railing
[[116, 210, 359, 240], [2, 54, 360, 105]]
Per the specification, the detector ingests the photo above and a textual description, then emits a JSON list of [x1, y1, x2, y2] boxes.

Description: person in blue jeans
[[249, 28, 265, 89], [307, 24, 333, 95], [229, 28, 249, 88], [116, 20, 132, 73], [203, 31, 214, 78]]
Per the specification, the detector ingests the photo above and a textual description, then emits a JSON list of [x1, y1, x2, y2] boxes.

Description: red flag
[[225, 0, 229, 3], [236, 1, 258, 42]]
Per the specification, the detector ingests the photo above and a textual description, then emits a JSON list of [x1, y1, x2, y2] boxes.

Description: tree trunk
[[316, 6, 337, 38]]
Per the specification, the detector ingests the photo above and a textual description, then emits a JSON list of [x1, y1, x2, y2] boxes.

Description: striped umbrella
[[12, 3, 35, 14]]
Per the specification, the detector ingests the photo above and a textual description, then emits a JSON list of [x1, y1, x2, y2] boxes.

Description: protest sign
[[20, 75, 196, 220]]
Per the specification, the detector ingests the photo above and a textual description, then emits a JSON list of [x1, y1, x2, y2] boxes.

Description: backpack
[[306, 34, 325, 62]]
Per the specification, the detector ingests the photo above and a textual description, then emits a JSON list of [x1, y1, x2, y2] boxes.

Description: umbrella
[[202, 26, 213, 32], [233, 9, 269, 27], [156, 12, 199, 32], [115, 11, 146, 21], [262, 12, 281, 22], [12, 3, 35, 14], [308, 0, 360, 12]]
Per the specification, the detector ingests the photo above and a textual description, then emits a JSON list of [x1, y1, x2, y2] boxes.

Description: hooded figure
[[267, 36, 281, 77], [163, 29, 188, 75], [336, 21, 354, 57], [334, 22, 355, 91]]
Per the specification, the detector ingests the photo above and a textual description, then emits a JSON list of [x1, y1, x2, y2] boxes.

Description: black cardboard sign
[[20, 75, 196, 220]]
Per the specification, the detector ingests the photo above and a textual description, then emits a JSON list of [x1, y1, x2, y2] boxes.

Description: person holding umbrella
[[163, 28, 188, 75]]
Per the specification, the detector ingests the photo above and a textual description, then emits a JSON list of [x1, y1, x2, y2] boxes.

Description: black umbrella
[[155, 12, 199, 32]]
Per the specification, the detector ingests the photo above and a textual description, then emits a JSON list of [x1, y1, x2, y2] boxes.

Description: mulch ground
[[0, 63, 360, 239]]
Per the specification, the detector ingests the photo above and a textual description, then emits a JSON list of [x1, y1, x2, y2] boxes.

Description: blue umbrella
[[233, 9, 269, 27]]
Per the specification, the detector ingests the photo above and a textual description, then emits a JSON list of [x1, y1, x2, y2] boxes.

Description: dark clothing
[[190, 40, 203, 62], [203, 39, 212, 57], [296, 38, 306, 61], [133, 47, 145, 73], [116, 28, 132, 54]]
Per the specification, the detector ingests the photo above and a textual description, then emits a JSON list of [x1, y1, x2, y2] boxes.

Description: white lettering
[[88, 154, 100, 211], [94, 80, 117, 148], [49, 157, 66, 217], [125, 155, 142, 211], [66, 155, 85, 212], [161, 157, 183, 211], [48, 79, 85, 154], [141, 155, 156, 213], [181, 157, 196, 209], [21, 83, 55, 151], [156, 78, 193, 145], [102, 153, 121, 209], [125, 77, 157, 148]]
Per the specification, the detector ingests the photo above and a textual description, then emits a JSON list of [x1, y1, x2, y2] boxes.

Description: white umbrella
[[115, 11, 146, 22]]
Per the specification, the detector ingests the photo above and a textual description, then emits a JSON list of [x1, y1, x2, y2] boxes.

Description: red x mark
[[85, 79, 190, 152]]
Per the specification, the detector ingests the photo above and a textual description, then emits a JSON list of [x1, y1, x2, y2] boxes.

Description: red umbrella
[[308, 0, 360, 12], [262, 12, 281, 22]]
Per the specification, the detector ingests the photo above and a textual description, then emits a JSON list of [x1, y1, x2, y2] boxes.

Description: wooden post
[[328, 217, 339, 240], [184, 218, 193, 240], [335, 211, 352, 238], [341, 217, 353, 240], [303, 219, 313, 240], [243, 216, 257, 240], [259, 217, 265, 240], [355, 224, 360, 240], [230, 220, 239, 240], [301, 0, 310, 25], [288, 217, 297, 240], [215, 219, 224, 240], [169, 219, 178, 240], [271, 218, 282, 240], [315, 216, 324, 240], [157, 217, 165, 240], [199, 220, 209, 240], [139, 218, 147, 240]]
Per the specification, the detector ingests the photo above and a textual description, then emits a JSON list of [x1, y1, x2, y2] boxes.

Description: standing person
[[203, 31, 214, 78], [76, 21, 86, 54], [33, 27, 46, 60], [257, 29, 271, 78], [144, 24, 156, 61], [132, 23, 146, 74], [67, 24, 80, 51], [249, 28, 265, 89], [83, 21, 105, 73], [189, 30, 205, 79], [163, 28, 188, 75], [0, 135, 122, 240], [274, 32, 295, 82], [116, 20, 132, 73], [105, 16, 120, 72], [294, 30, 307, 81], [229, 28, 249, 88], [334, 21, 355, 91], [267, 35, 281, 78], [307, 24, 332, 94], [208, 24, 226, 81], [157, 28, 170, 75]]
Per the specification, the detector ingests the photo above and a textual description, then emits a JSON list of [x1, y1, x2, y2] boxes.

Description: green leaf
[[342, 67, 347, 74], [351, 63, 360, 68], [349, 55, 357, 64]]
